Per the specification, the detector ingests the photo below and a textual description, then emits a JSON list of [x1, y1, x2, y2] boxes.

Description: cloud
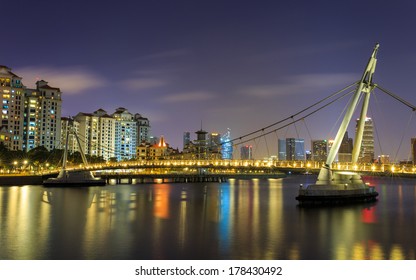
[[16, 66, 106, 95], [160, 91, 215, 103], [123, 78, 168, 91], [242, 73, 358, 97]]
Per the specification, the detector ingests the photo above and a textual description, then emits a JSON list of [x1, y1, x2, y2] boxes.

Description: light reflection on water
[[0, 175, 416, 260]]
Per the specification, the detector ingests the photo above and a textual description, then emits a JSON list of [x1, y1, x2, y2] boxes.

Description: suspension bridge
[[2, 43, 416, 186]]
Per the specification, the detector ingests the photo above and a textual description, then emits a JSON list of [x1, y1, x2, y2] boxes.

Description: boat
[[43, 127, 106, 187], [296, 44, 380, 205]]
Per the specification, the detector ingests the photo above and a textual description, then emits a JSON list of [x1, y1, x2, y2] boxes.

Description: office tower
[[278, 139, 286, 160], [412, 138, 416, 164], [240, 145, 252, 160], [220, 128, 233, 160], [311, 140, 328, 162], [112, 107, 137, 161], [286, 138, 305, 161], [356, 117, 374, 163]]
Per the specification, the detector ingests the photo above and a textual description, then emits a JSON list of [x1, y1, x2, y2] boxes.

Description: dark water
[[0, 175, 415, 260]]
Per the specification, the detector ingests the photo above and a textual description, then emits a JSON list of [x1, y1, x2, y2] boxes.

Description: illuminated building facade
[[220, 128, 233, 160], [311, 140, 328, 162], [1, 66, 62, 152], [134, 113, 150, 144], [34, 80, 62, 151], [356, 117, 374, 163], [0, 65, 24, 150], [74, 109, 116, 161], [279, 138, 305, 161], [112, 107, 137, 161], [60, 117, 80, 154]]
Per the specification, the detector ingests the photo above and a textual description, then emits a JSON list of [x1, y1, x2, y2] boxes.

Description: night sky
[[3, 0, 416, 161]]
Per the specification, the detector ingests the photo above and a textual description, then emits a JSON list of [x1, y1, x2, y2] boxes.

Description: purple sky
[[3, 0, 416, 161]]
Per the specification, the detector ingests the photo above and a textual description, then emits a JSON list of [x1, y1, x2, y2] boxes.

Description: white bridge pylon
[[316, 43, 379, 184]]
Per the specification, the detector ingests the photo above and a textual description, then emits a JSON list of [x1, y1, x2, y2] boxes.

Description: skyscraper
[[286, 138, 305, 161], [412, 138, 416, 164], [220, 128, 233, 160], [278, 138, 305, 160], [356, 117, 374, 163]]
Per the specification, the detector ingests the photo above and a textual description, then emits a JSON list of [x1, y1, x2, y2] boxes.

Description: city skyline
[[2, 1, 416, 160]]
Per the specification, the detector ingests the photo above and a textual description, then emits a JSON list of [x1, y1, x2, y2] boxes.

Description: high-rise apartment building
[[74, 109, 116, 161], [33, 80, 62, 151], [112, 107, 137, 161], [1, 66, 62, 152], [134, 113, 150, 145], [356, 117, 374, 163], [0, 65, 24, 150]]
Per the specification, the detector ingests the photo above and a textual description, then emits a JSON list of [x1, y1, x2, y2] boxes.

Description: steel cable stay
[[393, 111, 414, 163], [369, 102, 383, 161], [224, 81, 359, 145], [228, 84, 356, 146]]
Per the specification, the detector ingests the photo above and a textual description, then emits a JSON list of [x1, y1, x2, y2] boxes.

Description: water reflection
[[0, 176, 416, 259]]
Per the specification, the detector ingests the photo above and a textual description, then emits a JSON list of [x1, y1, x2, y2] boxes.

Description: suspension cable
[[235, 87, 355, 145], [376, 85, 416, 111], [226, 81, 359, 144]]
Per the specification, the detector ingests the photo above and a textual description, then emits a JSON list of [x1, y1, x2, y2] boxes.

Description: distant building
[[220, 128, 233, 160], [183, 132, 191, 150], [278, 138, 305, 161], [338, 131, 353, 162], [74, 109, 116, 161], [195, 129, 208, 160], [134, 113, 150, 145], [356, 117, 374, 163], [1, 66, 62, 152], [240, 145, 252, 160], [112, 107, 137, 161], [412, 138, 416, 164], [278, 139, 286, 160], [286, 138, 305, 161], [378, 154, 390, 164], [311, 140, 328, 162]]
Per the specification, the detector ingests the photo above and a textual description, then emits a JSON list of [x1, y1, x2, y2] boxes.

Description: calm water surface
[[0, 175, 415, 260]]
